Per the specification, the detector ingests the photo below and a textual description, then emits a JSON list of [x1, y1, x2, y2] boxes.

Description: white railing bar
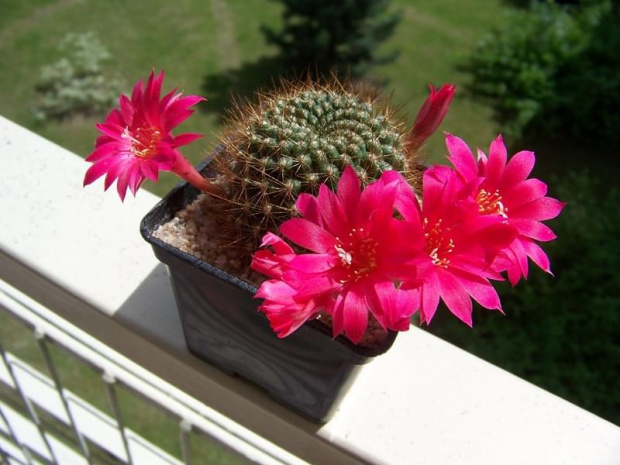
[[0, 444, 11, 465], [0, 350, 182, 465], [0, 279, 308, 465], [0, 341, 57, 464], [0, 430, 47, 465], [102, 373, 133, 465], [0, 400, 88, 465], [179, 419, 192, 465], [0, 438, 8, 464], [0, 304, 244, 465], [33, 330, 92, 464], [0, 432, 29, 465], [0, 404, 33, 465]]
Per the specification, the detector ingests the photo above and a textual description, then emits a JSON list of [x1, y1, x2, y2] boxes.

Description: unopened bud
[[407, 84, 456, 152]]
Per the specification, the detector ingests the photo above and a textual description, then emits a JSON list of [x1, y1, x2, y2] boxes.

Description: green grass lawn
[[0, 0, 511, 195]]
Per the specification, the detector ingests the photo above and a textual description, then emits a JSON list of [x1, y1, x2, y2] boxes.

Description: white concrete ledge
[[1, 115, 619, 464]]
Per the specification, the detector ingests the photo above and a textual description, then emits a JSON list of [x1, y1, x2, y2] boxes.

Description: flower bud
[[408, 84, 456, 152]]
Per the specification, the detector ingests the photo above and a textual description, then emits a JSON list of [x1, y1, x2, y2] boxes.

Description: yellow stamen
[[335, 227, 379, 283], [476, 188, 508, 217], [423, 218, 454, 268], [125, 126, 163, 159]]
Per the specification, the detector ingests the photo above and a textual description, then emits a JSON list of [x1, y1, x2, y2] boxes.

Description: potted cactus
[[84, 71, 564, 422]]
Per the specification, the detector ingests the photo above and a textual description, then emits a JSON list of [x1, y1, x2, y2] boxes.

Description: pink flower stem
[[172, 155, 218, 194]]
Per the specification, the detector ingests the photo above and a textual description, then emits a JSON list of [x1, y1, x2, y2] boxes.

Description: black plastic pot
[[140, 161, 397, 423]]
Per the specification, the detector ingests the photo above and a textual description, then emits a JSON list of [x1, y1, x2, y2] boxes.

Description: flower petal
[[485, 135, 508, 183], [453, 269, 502, 310], [509, 218, 557, 242], [316, 183, 349, 238], [140, 160, 161, 182], [255, 281, 320, 338], [280, 218, 335, 253], [295, 193, 323, 226], [503, 178, 548, 208], [501, 150, 535, 189], [446, 133, 478, 180], [119, 94, 134, 124], [523, 239, 552, 274], [95, 122, 125, 141], [86, 141, 121, 163], [172, 132, 204, 148], [436, 269, 473, 327], [83, 158, 114, 186], [339, 287, 369, 344], [372, 282, 418, 331], [336, 165, 361, 213], [511, 197, 566, 222]]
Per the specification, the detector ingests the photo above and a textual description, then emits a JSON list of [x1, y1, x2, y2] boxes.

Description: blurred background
[[0, 0, 617, 442]]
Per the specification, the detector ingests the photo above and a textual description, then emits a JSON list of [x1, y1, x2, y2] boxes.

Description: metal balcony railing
[[0, 114, 619, 465], [0, 278, 304, 465]]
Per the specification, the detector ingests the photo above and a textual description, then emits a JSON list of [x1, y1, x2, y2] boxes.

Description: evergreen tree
[[263, 0, 401, 79]]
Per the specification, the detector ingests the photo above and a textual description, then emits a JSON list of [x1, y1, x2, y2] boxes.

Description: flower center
[[126, 126, 163, 159], [476, 188, 507, 217], [423, 218, 454, 268], [335, 227, 379, 283]]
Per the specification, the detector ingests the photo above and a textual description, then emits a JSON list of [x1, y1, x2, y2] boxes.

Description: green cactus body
[[213, 81, 420, 249]]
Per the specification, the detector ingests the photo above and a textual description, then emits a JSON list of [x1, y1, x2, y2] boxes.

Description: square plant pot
[[140, 161, 397, 423]]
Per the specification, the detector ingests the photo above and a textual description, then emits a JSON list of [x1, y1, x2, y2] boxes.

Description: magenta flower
[[252, 166, 423, 343], [446, 134, 565, 285], [397, 165, 517, 326], [84, 70, 212, 200], [252, 233, 333, 338], [407, 83, 456, 152]]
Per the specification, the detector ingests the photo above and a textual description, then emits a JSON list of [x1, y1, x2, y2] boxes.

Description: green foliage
[[551, 6, 620, 142], [214, 80, 417, 248], [468, 0, 616, 141], [468, 2, 591, 138], [33, 32, 124, 122], [263, 0, 401, 79], [426, 171, 620, 425]]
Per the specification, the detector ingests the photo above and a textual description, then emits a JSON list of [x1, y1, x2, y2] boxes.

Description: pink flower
[[84, 70, 211, 200], [251, 166, 423, 343], [446, 134, 565, 285], [397, 165, 517, 326], [253, 234, 333, 337], [407, 83, 456, 152]]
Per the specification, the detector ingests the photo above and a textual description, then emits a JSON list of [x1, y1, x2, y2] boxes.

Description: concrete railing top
[[1, 115, 619, 465]]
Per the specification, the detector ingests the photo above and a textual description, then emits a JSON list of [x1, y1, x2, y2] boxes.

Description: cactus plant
[[84, 70, 564, 358], [211, 79, 423, 248]]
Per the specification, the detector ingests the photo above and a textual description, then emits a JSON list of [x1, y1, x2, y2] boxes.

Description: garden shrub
[[467, 0, 615, 140], [33, 32, 124, 122], [468, 2, 589, 138], [262, 0, 401, 79], [425, 170, 620, 425], [552, 6, 620, 142]]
